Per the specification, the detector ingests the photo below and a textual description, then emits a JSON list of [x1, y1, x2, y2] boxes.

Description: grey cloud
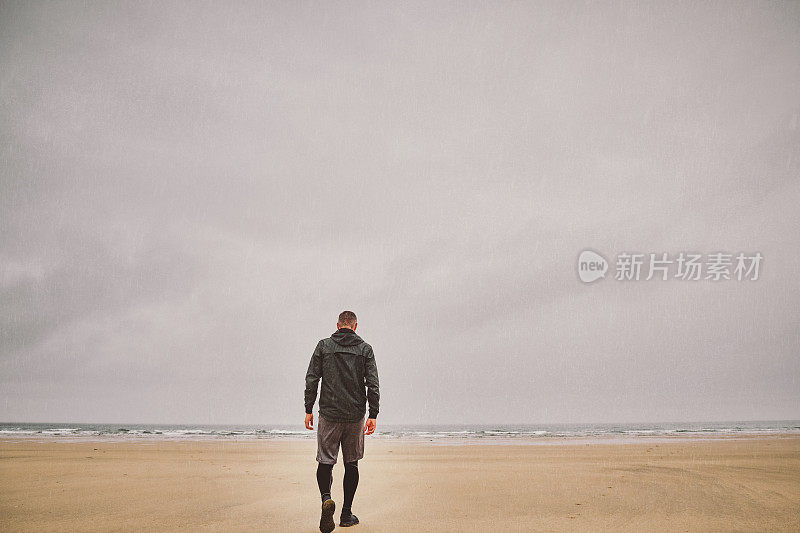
[[1, 1, 798, 424]]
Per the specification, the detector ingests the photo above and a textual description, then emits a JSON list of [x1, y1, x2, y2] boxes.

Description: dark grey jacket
[[304, 328, 380, 423]]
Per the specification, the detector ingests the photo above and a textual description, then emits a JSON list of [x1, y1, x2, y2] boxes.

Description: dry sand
[[1, 435, 798, 532]]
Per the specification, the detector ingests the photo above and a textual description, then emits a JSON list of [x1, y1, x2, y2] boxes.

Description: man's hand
[[305, 413, 314, 430], [364, 418, 376, 435]]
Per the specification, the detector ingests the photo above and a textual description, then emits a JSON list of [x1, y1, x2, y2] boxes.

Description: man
[[304, 310, 379, 532]]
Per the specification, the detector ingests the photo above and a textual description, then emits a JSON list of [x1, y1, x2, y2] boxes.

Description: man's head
[[337, 310, 357, 331]]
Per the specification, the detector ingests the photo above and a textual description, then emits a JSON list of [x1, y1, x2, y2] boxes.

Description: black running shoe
[[339, 512, 359, 527], [319, 498, 336, 533]]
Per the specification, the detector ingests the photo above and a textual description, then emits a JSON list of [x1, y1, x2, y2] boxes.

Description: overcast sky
[[1, 1, 798, 425]]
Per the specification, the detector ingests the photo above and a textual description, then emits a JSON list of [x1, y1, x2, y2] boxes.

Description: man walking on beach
[[305, 311, 379, 532]]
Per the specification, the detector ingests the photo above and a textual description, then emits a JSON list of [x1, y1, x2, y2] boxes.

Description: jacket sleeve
[[364, 344, 380, 419], [304, 340, 323, 415]]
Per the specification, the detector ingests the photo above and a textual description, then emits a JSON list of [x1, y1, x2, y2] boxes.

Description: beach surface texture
[[1, 435, 798, 532]]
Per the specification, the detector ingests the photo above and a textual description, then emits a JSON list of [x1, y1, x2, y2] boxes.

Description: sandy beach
[[1, 435, 798, 532]]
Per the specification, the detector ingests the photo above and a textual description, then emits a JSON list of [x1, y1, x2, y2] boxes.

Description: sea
[[1, 420, 798, 443]]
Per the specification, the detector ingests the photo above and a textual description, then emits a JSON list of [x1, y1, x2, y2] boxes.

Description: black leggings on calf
[[316, 462, 333, 502], [343, 461, 359, 513], [316, 460, 359, 512]]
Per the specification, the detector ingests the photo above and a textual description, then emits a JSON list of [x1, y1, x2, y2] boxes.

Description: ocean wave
[[1, 421, 798, 441]]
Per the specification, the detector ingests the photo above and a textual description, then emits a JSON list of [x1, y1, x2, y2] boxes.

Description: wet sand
[[1, 435, 798, 532]]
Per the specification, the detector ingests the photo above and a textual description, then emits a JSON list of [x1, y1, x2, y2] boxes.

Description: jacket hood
[[330, 327, 364, 346]]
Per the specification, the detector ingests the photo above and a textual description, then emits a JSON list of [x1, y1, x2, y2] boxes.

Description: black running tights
[[316, 461, 359, 512]]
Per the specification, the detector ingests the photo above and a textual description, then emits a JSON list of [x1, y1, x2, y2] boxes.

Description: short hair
[[337, 310, 357, 327]]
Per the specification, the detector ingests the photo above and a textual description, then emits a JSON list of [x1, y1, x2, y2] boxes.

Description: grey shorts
[[316, 416, 365, 465]]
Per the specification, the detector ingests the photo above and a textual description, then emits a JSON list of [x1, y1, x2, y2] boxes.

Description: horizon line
[[2, 418, 798, 427]]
